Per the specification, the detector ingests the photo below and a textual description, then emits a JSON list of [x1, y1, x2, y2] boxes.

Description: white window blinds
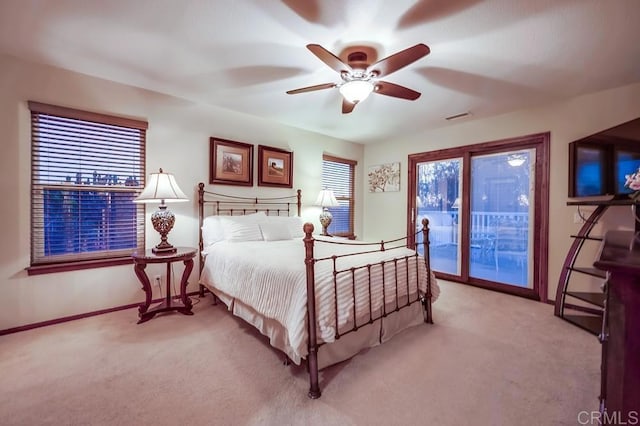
[[322, 155, 356, 236]]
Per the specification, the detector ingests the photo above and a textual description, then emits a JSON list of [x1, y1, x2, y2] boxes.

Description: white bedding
[[200, 236, 439, 364]]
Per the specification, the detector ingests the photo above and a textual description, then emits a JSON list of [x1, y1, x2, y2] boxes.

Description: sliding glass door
[[409, 134, 549, 300], [468, 150, 533, 288], [415, 159, 462, 275]]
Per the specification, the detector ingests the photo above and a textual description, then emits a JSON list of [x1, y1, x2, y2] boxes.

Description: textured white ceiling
[[1, 0, 639, 144]]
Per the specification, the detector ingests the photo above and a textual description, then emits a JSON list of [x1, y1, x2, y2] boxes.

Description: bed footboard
[[303, 219, 432, 399]]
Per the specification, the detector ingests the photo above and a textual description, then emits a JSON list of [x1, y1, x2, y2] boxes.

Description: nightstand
[[132, 247, 196, 324]]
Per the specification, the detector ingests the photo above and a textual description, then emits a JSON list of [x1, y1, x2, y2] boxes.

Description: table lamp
[[315, 189, 338, 236], [134, 168, 188, 253]]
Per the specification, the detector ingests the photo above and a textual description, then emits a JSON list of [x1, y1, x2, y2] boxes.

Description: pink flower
[[625, 168, 640, 193]]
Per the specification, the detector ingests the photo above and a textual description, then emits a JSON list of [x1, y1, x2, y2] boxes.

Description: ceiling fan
[[286, 43, 430, 114]]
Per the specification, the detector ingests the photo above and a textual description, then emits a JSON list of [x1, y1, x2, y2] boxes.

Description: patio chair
[[494, 219, 528, 272]]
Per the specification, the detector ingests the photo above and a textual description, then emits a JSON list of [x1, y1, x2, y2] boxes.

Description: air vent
[[445, 112, 471, 121]]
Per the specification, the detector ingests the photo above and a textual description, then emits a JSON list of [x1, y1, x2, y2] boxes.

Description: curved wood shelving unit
[[555, 198, 639, 335]]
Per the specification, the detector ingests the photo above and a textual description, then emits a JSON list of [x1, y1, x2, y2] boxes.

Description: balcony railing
[[417, 209, 529, 247], [418, 209, 530, 286]]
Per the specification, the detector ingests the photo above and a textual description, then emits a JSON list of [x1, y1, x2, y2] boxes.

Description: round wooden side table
[[132, 247, 197, 323]]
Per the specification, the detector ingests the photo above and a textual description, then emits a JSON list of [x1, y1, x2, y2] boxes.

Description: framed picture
[[368, 162, 401, 192], [258, 145, 293, 188], [210, 137, 253, 186]]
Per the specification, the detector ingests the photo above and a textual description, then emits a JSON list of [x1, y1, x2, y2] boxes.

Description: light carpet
[[0, 281, 600, 425]]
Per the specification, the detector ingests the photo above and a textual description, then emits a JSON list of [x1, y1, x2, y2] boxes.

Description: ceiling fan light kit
[[507, 154, 527, 167], [339, 80, 374, 103], [287, 43, 430, 113]]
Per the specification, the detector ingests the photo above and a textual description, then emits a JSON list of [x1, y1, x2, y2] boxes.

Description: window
[[28, 101, 147, 274], [322, 155, 356, 237]]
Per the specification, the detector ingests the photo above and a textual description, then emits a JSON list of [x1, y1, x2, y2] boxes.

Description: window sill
[[332, 233, 357, 240], [27, 257, 133, 276]]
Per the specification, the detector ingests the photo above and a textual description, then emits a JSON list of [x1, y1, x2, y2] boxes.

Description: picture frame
[[210, 137, 253, 186], [368, 162, 401, 192], [258, 145, 293, 188]]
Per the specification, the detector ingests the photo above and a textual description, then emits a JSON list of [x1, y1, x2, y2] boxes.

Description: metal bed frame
[[197, 182, 433, 398]]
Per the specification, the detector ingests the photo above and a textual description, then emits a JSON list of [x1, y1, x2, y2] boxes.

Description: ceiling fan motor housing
[[347, 51, 369, 69]]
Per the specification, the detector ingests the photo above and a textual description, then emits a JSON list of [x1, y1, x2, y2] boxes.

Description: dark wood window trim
[[26, 257, 133, 276], [407, 132, 550, 302], [28, 101, 148, 130], [28, 101, 147, 275]]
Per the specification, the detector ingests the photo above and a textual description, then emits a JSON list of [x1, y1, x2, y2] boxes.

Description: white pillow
[[202, 216, 224, 247], [220, 212, 267, 242], [267, 215, 305, 238], [259, 222, 292, 241]]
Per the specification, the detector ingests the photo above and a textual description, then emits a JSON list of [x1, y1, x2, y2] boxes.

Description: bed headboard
[[197, 182, 302, 271]]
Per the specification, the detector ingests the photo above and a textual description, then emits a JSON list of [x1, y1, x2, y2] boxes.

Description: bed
[[197, 183, 438, 398]]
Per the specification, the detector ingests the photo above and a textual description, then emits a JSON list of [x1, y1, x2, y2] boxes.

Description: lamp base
[[152, 242, 177, 254], [151, 204, 177, 254], [319, 208, 333, 236]]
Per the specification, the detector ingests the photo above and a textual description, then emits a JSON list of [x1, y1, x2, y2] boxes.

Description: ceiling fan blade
[[342, 99, 356, 114], [286, 82, 336, 95], [374, 81, 421, 100], [367, 44, 430, 78], [307, 44, 353, 75]]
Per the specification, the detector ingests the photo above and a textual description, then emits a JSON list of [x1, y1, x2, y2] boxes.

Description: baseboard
[[0, 291, 204, 336]]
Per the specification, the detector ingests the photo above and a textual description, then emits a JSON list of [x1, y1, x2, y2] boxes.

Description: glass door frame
[[407, 133, 550, 301]]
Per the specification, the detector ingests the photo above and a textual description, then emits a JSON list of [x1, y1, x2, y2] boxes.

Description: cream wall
[[2, 49, 638, 331], [0, 53, 363, 331], [362, 82, 640, 302]]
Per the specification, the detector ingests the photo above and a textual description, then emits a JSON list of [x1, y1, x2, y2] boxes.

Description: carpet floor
[[0, 281, 600, 425]]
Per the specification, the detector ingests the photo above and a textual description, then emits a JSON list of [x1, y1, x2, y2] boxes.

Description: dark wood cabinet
[[594, 231, 640, 420]]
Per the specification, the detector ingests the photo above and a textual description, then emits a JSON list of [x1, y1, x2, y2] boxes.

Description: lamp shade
[[134, 168, 188, 203], [339, 80, 374, 104], [315, 189, 339, 207]]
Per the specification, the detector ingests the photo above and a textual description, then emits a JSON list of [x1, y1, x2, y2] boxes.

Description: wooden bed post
[[421, 218, 433, 324], [296, 189, 301, 217], [303, 222, 321, 399], [198, 183, 206, 298]]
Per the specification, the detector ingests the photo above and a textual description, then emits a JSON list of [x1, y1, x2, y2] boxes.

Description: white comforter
[[200, 236, 439, 363]]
